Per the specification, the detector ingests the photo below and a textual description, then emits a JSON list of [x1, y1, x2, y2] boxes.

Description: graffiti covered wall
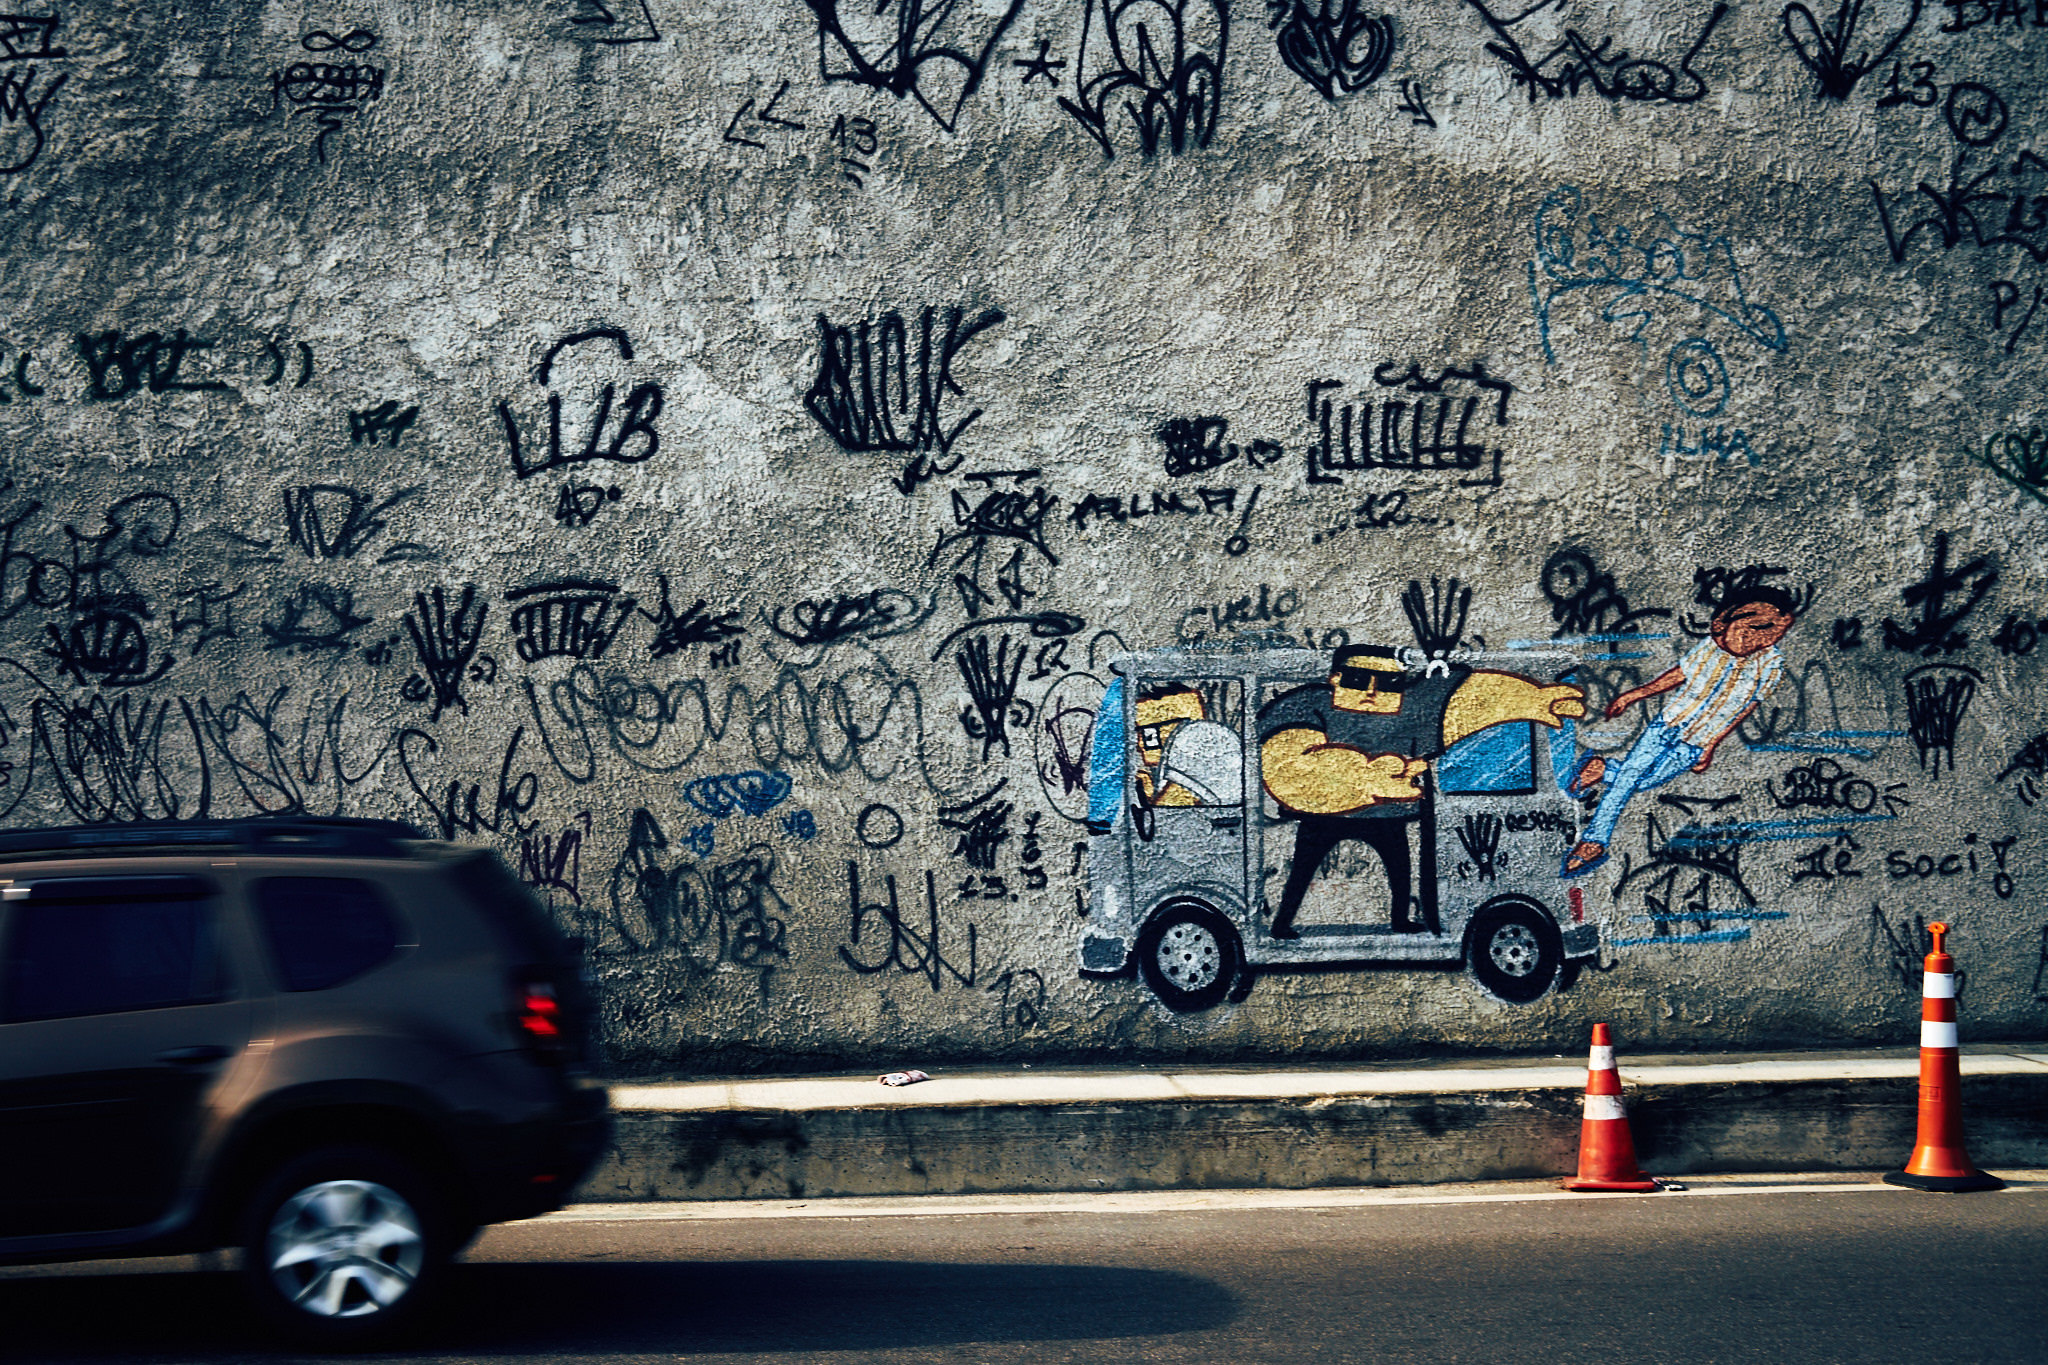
[[1, 0, 2045, 1070]]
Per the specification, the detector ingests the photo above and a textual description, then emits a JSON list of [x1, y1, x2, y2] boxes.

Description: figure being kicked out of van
[[1560, 570, 1808, 880], [1259, 645, 1587, 938]]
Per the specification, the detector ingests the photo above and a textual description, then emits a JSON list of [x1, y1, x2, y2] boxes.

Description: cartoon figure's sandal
[[1560, 842, 1609, 878]]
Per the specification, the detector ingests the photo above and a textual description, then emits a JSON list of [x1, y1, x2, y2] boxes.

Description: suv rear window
[[255, 877, 401, 992], [3, 877, 226, 1022], [446, 851, 573, 966]]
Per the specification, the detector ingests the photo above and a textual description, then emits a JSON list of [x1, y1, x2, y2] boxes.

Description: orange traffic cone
[[1884, 922, 2004, 1193], [1564, 1023, 1662, 1192]]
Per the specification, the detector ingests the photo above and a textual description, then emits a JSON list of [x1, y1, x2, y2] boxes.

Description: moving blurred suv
[[0, 817, 608, 1346]]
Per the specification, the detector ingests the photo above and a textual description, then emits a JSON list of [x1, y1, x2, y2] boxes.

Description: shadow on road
[[0, 1258, 1241, 1360]]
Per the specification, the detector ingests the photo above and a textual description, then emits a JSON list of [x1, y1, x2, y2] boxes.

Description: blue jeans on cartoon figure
[[1581, 719, 1706, 851]]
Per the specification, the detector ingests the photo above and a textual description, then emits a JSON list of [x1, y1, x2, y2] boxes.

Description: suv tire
[[238, 1144, 452, 1348]]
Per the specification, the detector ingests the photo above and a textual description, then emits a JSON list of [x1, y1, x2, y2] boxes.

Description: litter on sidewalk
[[879, 1070, 930, 1087]]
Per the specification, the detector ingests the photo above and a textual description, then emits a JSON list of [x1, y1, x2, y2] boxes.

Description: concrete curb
[[546, 1170, 2048, 1223], [576, 1048, 2048, 1202]]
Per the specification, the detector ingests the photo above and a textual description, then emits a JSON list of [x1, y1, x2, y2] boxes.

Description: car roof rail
[[0, 816, 431, 861]]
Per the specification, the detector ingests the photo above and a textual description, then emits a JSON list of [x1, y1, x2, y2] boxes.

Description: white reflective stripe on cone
[[1921, 1020, 1959, 1049], [1588, 1046, 1615, 1070], [1923, 972, 1957, 999], [1583, 1094, 1627, 1121]]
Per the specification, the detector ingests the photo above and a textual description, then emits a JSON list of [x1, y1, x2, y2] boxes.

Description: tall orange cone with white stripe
[[1884, 922, 2003, 1193], [1564, 1023, 1661, 1192]]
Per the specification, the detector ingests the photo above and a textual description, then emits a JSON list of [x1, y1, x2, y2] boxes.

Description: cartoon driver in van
[[1259, 645, 1586, 938], [1133, 684, 1241, 808], [1133, 684, 1206, 807]]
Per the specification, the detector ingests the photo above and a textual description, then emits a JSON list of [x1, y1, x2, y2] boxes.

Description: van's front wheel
[[1466, 899, 1562, 1004], [1137, 901, 1242, 1013]]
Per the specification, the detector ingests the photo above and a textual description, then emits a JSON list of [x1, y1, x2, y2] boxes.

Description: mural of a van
[[1079, 645, 1601, 1010]]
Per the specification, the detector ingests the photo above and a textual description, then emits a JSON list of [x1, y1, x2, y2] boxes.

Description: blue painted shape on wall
[[1086, 674, 1127, 831]]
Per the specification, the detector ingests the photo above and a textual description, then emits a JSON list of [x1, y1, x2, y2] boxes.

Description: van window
[[255, 877, 401, 992], [3, 878, 225, 1022], [1129, 677, 1244, 808], [1438, 722, 1536, 795]]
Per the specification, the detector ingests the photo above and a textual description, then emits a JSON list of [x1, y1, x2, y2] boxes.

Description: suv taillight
[[513, 976, 567, 1063]]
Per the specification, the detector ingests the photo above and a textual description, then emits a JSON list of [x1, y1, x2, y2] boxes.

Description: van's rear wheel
[[1467, 900, 1562, 1004], [1137, 901, 1242, 1013]]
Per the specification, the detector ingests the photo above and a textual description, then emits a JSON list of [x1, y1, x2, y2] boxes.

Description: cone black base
[[1883, 1170, 2005, 1193]]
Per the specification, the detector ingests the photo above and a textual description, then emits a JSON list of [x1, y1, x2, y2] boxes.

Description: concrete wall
[[0, 0, 2044, 1072]]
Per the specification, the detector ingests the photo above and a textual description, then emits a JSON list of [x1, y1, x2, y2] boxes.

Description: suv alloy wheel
[[238, 1144, 452, 1347]]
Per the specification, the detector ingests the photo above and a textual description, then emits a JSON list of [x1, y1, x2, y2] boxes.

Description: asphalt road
[[3, 1177, 2044, 1364]]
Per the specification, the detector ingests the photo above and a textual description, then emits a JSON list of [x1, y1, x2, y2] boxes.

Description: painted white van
[[1079, 646, 1602, 1010]]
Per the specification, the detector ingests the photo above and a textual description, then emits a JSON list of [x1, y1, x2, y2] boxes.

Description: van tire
[[1466, 899, 1562, 1004], [1137, 901, 1242, 1013]]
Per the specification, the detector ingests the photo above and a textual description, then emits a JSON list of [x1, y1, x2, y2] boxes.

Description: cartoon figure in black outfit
[[1258, 644, 1586, 938]]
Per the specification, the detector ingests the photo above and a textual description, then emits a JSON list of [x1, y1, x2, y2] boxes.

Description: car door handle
[[156, 1045, 233, 1066], [1209, 817, 1243, 831]]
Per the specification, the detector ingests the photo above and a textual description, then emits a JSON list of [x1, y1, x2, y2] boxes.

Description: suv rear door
[[0, 873, 252, 1239]]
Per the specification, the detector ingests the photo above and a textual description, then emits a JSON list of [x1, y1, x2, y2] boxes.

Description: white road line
[[537, 1172, 2048, 1224]]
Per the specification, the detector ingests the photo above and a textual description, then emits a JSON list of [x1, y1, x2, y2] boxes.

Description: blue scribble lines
[[1531, 186, 1786, 367], [1669, 812, 1896, 849], [1506, 632, 1672, 649], [1746, 728, 1907, 759], [1531, 185, 1787, 467], [1608, 730, 1909, 950], [1609, 809, 1771, 947], [1664, 337, 1728, 417], [1609, 806, 1905, 948], [684, 769, 794, 818]]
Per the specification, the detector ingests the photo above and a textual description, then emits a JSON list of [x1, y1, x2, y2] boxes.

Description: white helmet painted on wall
[[1159, 719, 1242, 805]]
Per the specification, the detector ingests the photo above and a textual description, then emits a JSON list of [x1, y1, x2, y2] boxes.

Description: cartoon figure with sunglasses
[[1259, 645, 1587, 938]]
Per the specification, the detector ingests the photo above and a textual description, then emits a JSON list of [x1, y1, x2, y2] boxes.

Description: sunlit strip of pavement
[[607, 1048, 2048, 1113], [538, 1170, 2048, 1223]]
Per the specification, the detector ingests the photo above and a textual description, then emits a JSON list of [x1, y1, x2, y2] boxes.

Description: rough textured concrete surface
[[0, 0, 2043, 1071]]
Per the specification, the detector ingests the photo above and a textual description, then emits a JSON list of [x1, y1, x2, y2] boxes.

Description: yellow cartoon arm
[[1260, 729, 1427, 814], [1440, 671, 1589, 749]]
